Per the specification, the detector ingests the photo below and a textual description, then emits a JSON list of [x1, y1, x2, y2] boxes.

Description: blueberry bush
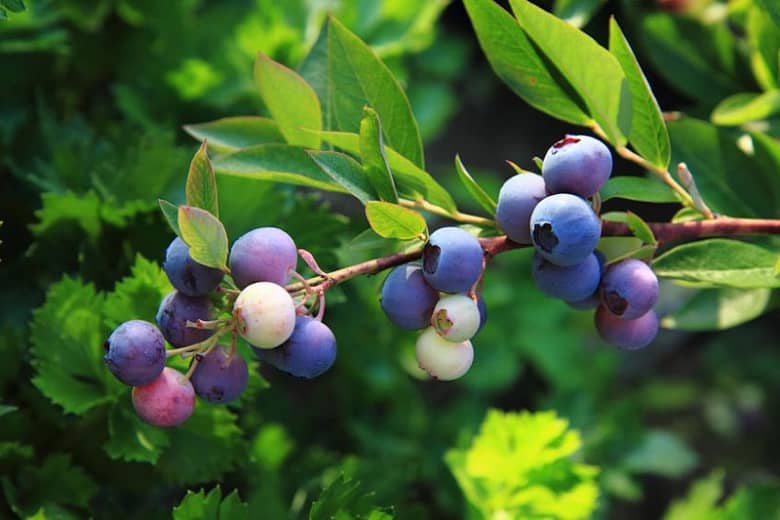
[[3, 0, 780, 518]]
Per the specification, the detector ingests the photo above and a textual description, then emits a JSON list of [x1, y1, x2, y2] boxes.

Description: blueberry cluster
[[380, 227, 487, 381], [104, 228, 337, 427], [497, 135, 660, 349]]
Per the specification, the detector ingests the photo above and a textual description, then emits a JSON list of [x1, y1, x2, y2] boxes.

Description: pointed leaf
[[177, 206, 228, 271], [159, 199, 181, 236], [600, 176, 678, 203], [455, 155, 497, 215], [464, 0, 590, 126], [509, 0, 631, 146], [359, 107, 398, 202], [307, 150, 376, 203], [711, 90, 780, 126], [661, 287, 773, 331], [653, 239, 780, 289], [186, 141, 219, 217], [554, 0, 606, 28], [755, 0, 780, 30], [212, 144, 344, 193], [609, 18, 670, 168], [625, 211, 656, 245], [255, 52, 321, 149], [183, 117, 284, 153], [365, 201, 427, 240]]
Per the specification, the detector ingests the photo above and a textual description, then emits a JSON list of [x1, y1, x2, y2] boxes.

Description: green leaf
[[359, 107, 398, 203], [455, 155, 497, 215], [0, 404, 16, 417], [747, 6, 780, 91], [300, 18, 424, 168], [307, 150, 377, 203], [311, 130, 457, 212], [186, 140, 219, 218], [509, 0, 631, 146], [623, 430, 698, 478], [609, 18, 670, 168], [653, 239, 780, 289], [178, 206, 229, 271], [661, 287, 773, 331], [664, 470, 724, 520], [255, 52, 321, 149], [721, 481, 780, 520], [0, 0, 24, 13], [159, 199, 181, 236], [103, 400, 170, 464], [103, 255, 172, 330], [173, 486, 249, 520], [183, 117, 284, 153], [365, 201, 427, 240], [309, 474, 390, 520], [446, 410, 599, 520], [30, 278, 120, 415], [31, 191, 102, 240], [711, 90, 780, 126], [463, 0, 590, 127], [600, 176, 679, 203], [625, 211, 656, 245], [212, 144, 344, 193], [553, 0, 605, 28], [755, 0, 780, 30]]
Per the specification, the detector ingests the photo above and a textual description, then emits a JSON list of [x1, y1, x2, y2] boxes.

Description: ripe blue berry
[[380, 263, 439, 330], [495, 173, 547, 244], [542, 135, 612, 198], [476, 296, 487, 334], [104, 320, 166, 386], [530, 193, 601, 266], [416, 327, 473, 381], [163, 237, 224, 297], [566, 250, 606, 310], [254, 316, 337, 379], [229, 227, 297, 288], [132, 367, 195, 427], [595, 306, 659, 350], [532, 252, 601, 302], [190, 347, 248, 403], [234, 282, 296, 349], [156, 291, 214, 347], [423, 227, 484, 293], [431, 294, 481, 342], [600, 259, 659, 320]]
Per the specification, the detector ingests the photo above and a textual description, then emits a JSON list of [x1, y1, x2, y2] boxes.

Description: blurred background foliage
[[1, 0, 779, 518]]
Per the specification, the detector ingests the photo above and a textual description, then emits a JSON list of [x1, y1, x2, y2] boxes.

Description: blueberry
[[476, 296, 487, 334], [415, 327, 473, 381], [422, 227, 484, 293], [542, 135, 612, 198], [234, 282, 296, 349], [532, 252, 601, 302], [254, 316, 337, 379], [380, 263, 439, 330], [495, 173, 547, 244], [600, 259, 659, 320], [565, 250, 606, 310], [132, 367, 196, 427], [190, 347, 248, 403], [530, 193, 601, 266], [163, 237, 224, 297], [104, 320, 166, 386], [156, 291, 214, 347], [431, 294, 481, 342], [229, 227, 298, 289], [595, 306, 659, 350]]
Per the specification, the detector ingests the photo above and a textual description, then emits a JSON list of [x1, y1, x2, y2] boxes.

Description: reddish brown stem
[[285, 217, 780, 294]]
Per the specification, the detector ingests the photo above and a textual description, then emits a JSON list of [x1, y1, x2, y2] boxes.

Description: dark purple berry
[[530, 193, 601, 266], [156, 291, 214, 347], [229, 227, 297, 288], [532, 252, 601, 302], [600, 259, 659, 319], [104, 320, 166, 386], [190, 347, 248, 403], [542, 135, 612, 198], [380, 263, 439, 330], [163, 237, 224, 297], [132, 367, 195, 427], [422, 227, 484, 293], [254, 316, 337, 379], [495, 174, 547, 244], [595, 306, 659, 350]]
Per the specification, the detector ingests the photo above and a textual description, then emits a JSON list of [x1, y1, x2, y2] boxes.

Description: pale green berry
[[234, 282, 296, 349], [431, 294, 480, 342], [415, 327, 473, 381]]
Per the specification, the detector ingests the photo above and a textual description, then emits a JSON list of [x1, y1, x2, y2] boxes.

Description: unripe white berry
[[233, 282, 296, 349], [431, 294, 480, 342], [415, 327, 473, 381]]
